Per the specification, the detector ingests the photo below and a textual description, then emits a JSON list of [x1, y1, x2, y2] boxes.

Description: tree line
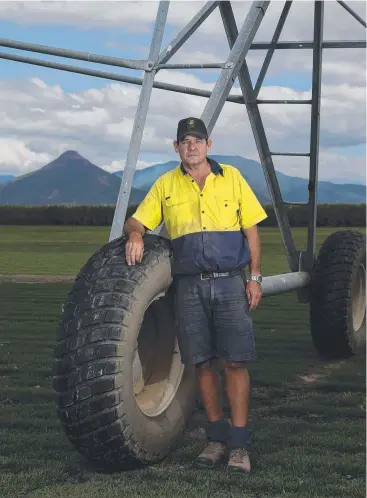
[[0, 204, 365, 227]]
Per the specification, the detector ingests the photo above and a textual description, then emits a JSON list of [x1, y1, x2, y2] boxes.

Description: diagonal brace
[[109, 2, 169, 242], [157, 1, 219, 66], [253, 1, 293, 98], [219, 1, 299, 272], [201, 1, 270, 134], [336, 1, 366, 28]]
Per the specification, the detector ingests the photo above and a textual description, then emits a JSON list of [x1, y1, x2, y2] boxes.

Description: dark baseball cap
[[176, 117, 208, 141]]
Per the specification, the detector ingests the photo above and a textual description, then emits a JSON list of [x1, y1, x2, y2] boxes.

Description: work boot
[[227, 447, 251, 474], [195, 441, 227, 469]]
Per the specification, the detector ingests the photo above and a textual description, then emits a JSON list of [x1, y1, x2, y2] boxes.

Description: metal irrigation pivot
[[1, 0, 366, 298]]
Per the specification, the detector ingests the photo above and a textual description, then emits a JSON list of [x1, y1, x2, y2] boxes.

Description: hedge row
[[0, 205, 137, 226], [0, 203, 365, 227]]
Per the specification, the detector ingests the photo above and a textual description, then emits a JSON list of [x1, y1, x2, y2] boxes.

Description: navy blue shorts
[[174, 273, 255, 365]]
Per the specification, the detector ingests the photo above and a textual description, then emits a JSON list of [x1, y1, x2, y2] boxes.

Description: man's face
[[174, 135, 212, 167]]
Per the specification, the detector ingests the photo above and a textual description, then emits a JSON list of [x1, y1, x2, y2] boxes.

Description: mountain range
[[0, 150, 365, 206], [113, 154, 366, 204]]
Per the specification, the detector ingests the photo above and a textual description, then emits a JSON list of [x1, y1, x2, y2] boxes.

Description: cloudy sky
[[0, 0, 366, 184]]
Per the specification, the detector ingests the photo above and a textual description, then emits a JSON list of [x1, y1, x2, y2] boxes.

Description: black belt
[[200, 270, 240, 280]]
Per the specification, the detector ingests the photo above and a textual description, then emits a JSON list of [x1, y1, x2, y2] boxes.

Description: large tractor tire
[[53, 234, 196, 469], [310, 230, 366, 359]]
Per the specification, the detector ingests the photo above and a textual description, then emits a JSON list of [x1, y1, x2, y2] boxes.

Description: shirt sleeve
[[238, 173, 268, 229], [131, 179, 163, 231]]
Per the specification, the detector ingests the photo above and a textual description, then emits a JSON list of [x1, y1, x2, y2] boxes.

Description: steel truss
[[1, 1, 366, 298]]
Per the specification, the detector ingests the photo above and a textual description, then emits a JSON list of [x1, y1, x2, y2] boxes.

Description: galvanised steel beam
[[0, 51, 317, 108], [271, 152, 310, 157], [262, 272, 310, 297], [109, 1, 169, 242], [155, 63, 225, 69], [219, 1, 299, 272], [253, 1, 293, 98], [157, 1, 219, 66], [306, 0, 324, 270], [0, 51, 249, 104], [257, 99, 312, 104], [201, 1, 270, 134], [0, 38, 146, 70], [336, 1, 367, 28], [250, 40, 366, 49]]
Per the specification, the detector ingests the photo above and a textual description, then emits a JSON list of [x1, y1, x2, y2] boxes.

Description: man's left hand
[[246, 280, 262, 311]]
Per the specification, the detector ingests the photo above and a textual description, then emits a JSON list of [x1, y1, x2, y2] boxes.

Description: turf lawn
[[0, 225, 365, 277], [0, 226, 365, 497]]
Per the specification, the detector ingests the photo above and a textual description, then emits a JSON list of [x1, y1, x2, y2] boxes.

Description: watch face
[[252, 275, 262, 283]]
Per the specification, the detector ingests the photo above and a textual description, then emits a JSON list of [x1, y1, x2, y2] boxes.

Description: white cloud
[[102, 158, 157, 174], [0, 73, 365, 184], [0, 1, 221, 34], [0, 138, 52, 175], [1, 1, 365, 37]]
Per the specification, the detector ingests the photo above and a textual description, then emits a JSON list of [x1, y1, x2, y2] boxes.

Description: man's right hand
[[125, 232, 144, 265]]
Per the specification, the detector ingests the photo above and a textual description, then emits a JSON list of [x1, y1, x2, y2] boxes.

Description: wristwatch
[[248, 275, 263, 284]]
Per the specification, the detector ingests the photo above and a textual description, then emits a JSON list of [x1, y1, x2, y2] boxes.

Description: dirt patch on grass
[[299, 373, 323, 384], [298, 360, 348, 385], [0, 274, 74, 284]]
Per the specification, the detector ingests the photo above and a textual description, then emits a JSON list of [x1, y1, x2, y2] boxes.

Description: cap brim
[[178, 131, 207, 141]]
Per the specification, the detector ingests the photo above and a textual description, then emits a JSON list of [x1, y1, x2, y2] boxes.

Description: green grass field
[[0, 225, 365, 277], [0, 226, 365, 497]]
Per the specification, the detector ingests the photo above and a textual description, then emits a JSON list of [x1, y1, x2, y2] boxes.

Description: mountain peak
[[42, 150, 92, 171], [58, 150, 84, 160]]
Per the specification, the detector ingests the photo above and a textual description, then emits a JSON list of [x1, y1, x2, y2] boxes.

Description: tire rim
[[133, 297, 185, 418], [351, 262, 366, 332]]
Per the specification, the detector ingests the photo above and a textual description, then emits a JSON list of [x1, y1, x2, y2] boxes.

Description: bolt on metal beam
[[201, 1, 270, 134], [253, 1, 293, 98], [336, 1, 367, 28], [219, 1, 299, 272], [306, 0, 324, 270], [109, 1, 169, 242], [157, 1, 219, 66], [0, 38, 146, 70]]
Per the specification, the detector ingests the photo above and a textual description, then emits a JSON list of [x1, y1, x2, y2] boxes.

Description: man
[[124, 117, 267, 474]]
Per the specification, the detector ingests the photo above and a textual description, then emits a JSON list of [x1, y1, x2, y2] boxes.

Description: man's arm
[[244, 225, 261, 276], [237, 171, 267, 273], [124, 216, 146, 237], [124, 217, 146, 265], [242, 225, 263, 311], [123, 179, 163, 265], [237, 172, 267, 310]]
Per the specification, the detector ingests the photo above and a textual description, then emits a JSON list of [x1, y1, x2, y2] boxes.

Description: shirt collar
[[180, 157, 223, 176]]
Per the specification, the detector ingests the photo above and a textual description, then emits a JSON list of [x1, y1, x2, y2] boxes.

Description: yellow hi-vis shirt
[[132, 158, 268, 275]]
